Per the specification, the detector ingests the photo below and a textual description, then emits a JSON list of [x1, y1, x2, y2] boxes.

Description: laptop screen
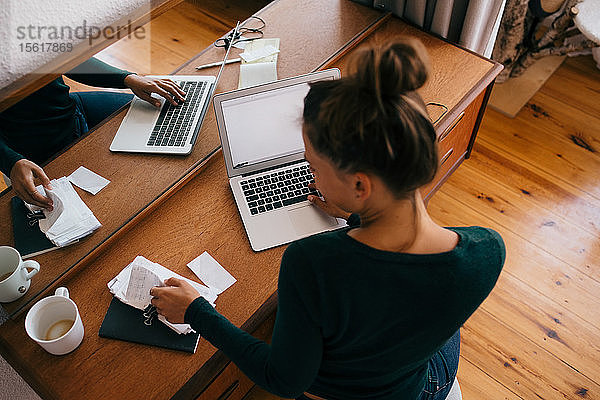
[[220, 82, 310, 169]]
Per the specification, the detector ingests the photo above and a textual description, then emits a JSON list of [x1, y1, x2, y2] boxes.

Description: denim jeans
[[297, 329, 460, 400], [418, 329, 461, 400], [69, 91, 132, 137]]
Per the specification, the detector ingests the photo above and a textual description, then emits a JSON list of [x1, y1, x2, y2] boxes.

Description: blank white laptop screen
[[221, 83, 310, 168]]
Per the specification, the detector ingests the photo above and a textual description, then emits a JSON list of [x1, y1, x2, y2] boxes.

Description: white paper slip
[[68, 166, 110, 195], [125, 264, 164, 310], [239, 45, 280, 63], [233, 39, 248, 50], [187, 252, 237, 294], [108, 256, 219, 307], [242, 38, 280, 64], [107, 256, 219, 335], [238, 62, 277, 89]]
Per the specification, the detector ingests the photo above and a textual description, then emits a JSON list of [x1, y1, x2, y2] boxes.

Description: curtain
[[363, 0, 506, 55]]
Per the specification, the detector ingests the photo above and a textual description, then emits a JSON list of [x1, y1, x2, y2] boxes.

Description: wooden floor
[[8, 1, 600, 398]]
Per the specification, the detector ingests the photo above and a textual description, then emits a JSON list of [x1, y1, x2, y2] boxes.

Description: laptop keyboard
[[147, 81, 207, 147], [240, 164, 320, 215]]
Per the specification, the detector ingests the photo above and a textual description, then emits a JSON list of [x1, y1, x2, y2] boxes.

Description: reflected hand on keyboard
[[147, 80, 207, 147]]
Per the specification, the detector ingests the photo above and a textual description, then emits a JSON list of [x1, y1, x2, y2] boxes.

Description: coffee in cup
[[0, 246, 40, 303], [45, 319, 75, 341]]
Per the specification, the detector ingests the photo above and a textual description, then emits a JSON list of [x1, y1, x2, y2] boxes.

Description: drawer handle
[[438, 111, 465, 143], [217, 380, 239, 400], [440, 148, 454, 166]]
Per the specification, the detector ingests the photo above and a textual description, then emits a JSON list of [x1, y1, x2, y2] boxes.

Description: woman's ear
[[353, 173, 372, 200]]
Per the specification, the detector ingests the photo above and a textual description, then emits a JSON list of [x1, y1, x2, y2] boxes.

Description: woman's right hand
[[9, 159, 53, 210], [124, 75, 186, 107], [307, 183, 351, 220]]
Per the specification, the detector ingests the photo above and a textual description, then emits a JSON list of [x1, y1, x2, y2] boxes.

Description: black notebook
[[99, 298, 200, 353], [10, 196, 58, 258]]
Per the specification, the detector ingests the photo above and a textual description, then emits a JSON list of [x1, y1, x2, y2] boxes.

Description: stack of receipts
[[108, 256, 220, 335], [27, 177, 101, 247]]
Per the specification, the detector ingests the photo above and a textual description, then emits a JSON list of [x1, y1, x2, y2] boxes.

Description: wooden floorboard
[[5, 1, 599, 399], [467, 143, 600, 237], [461, 309, 600, 399], [485, 271, 600, 383], [430, 52, 600, 399], [479, 77, 600, 201], [457, 358, 524, 400]]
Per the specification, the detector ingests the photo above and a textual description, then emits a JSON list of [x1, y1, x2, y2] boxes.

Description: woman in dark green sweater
[[0, 57, 184, 210], [152, 39, 505, 400]]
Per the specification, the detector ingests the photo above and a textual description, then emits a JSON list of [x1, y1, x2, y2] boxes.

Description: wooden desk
[[0, 1, 501, 399]]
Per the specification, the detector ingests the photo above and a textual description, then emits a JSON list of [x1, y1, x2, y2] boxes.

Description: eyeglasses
[[214, 16, 266, 48]]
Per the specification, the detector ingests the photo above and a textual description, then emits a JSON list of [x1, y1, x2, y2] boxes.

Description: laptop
[[110, 22, 240, 155], [109, 75, 215, 155], [213, 69, 347, 251]]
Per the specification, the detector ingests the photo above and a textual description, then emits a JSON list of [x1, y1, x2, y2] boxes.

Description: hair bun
[[303, 37, 437, 198], [352, 38, 430, 98]]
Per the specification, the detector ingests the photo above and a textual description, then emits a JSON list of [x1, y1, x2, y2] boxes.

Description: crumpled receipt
[[108, 256, 219, 335], [28, 177, 101, 247], [125, 264, 165, 310]]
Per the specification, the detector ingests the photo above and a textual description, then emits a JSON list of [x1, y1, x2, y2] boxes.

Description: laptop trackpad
[[127, 98, 161, 124], [288, 205, 337, 236]]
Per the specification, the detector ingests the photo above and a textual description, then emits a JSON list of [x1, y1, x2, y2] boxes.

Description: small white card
[[187, 252, 236, 294], [233, 39, 248, 50], [68, 166, 110, 195], [239, 45, 280, 63]]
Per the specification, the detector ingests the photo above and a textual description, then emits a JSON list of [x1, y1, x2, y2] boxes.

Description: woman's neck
[[348, 192, 458, 254]]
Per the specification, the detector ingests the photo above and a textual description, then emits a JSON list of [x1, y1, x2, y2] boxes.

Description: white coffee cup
[[0, 246, 40, 303], [25, 287, 84, 355]]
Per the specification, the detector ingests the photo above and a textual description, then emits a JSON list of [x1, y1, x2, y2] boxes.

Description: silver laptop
[[110, 22, 241, 155], [213, 69, 347, 251], [109, 75, 215, 155]]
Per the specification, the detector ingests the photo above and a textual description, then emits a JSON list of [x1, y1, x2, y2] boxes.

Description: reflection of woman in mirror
[[0, 58, 185, 209]]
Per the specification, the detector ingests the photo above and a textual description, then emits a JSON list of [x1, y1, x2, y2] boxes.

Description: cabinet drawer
[[421, 90, 486, 199], [194, 312, 276, 400], [195, 362, 254, 400]]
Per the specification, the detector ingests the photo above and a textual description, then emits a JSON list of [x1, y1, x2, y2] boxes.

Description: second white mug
[[0, 246, 40, 303], [25, 287, 84, 355]]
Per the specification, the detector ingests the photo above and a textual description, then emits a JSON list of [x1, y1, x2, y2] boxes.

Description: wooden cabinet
[[195, 312, 275, 400], [422, 90, 489, 200], [195, 362, 254, 400]]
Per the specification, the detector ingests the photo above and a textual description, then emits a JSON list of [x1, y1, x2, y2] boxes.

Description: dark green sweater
[[0, 58, 132, 176], [185, 224, 505, 399]]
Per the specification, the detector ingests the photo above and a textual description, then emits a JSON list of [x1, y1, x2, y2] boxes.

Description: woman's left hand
[[150, 278, 201, 324], [124, 75, 186, 107], [307, 183, 351, 220]]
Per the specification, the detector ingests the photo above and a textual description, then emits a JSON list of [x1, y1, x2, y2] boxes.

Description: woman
[[0, 57, 185, 210], [151, 38, 505, 400]]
